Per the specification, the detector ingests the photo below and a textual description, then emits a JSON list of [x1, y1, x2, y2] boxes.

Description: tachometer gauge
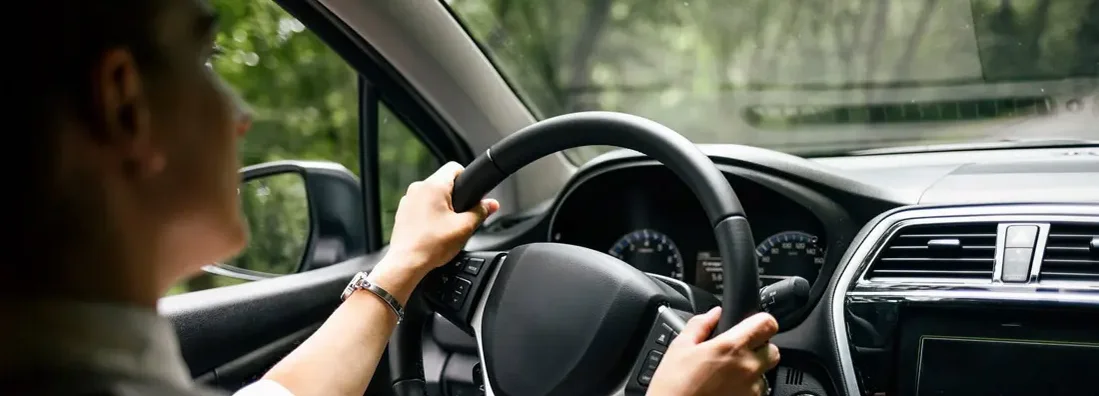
[[609, 229, 684, 280], [755, 231, 825, 287]]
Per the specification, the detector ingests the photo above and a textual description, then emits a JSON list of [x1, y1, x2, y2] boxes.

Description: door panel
[[161, 255, 382, 390]]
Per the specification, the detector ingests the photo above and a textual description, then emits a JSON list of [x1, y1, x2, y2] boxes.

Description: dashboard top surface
[[580, 145, 1099, 206]]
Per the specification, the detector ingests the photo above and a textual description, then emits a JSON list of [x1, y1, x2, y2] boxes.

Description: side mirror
[[203, 160, 366, 281]]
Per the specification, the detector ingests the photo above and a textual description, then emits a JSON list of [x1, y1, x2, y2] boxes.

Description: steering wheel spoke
[[455, 249, 691, 396], [422, 251, 507, 333], [623, 306, 690, 394]]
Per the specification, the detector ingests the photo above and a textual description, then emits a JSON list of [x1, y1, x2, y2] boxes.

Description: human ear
[[89, 48, 163, 178]]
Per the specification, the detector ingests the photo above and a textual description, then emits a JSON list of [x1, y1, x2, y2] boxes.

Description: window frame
[[276, 0, 474, 253]]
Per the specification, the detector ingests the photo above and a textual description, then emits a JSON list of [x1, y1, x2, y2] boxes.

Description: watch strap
[[341, 272, 405, 324]]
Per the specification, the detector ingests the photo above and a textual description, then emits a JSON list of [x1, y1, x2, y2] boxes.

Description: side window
[[378, 104, 440, 241], [166, 0, 444, 296], [167, 0, 360, 295]]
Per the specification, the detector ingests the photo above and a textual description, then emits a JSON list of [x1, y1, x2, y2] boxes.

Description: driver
[[2, 0, 780, 395]]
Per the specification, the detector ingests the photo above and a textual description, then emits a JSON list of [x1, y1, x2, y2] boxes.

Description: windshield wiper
[[845, 138, 1099, 156]]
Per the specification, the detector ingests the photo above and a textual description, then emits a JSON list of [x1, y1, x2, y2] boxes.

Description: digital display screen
[[916, 337, 1099, 396], [694, 251, 723, 293], [896, 308, 1099, 396]]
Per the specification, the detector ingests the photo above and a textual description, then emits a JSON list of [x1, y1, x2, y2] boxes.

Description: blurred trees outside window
[[166, 0, 439, 296], [378, 104, 441, 242], [228, 173, 311, 275], [448, 0, 1099, 160]]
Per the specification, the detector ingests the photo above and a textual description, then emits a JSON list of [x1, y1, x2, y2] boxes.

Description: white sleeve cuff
[[233, 379, 295, 396]]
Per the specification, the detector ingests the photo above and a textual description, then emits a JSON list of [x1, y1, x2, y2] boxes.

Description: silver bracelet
[[341, 271, 405, 324]]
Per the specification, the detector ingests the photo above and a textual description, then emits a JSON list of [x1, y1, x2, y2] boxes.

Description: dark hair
[[11, 1, 166, 269], [26, 0, 166, 130]]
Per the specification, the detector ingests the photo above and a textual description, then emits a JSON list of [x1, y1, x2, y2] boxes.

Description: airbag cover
[[482, 243, 666, 396]]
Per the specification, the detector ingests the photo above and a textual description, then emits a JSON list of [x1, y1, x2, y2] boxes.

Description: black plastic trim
[[202, 324, 322, 390], [432, 314, 478, 354], [301, 164, 368, 270], [360, 78, 384, 252]]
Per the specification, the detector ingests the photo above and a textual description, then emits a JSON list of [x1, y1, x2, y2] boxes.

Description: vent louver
[[1040, 223, 1099, 282], [868, 223, 998, 280]]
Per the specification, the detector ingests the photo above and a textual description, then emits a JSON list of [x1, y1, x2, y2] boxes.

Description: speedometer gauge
[[609, 229, 684, 280], [755, 231, 825, 286]]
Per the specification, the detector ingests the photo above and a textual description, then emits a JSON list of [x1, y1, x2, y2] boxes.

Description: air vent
[[1040, 223, 1099, 282], [868, 223, 998, 280], [784, 368, 805, 385]]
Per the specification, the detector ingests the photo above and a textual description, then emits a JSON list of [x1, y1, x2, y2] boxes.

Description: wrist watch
[[341, 271, 405, 324]]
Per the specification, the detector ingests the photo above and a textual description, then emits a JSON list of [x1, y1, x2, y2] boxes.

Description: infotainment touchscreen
[[897, 308, 1099, 396], [915, 336, 1098, 395]]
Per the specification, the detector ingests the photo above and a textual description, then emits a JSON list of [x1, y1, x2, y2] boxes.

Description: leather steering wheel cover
[[391, 111, 760, 395]]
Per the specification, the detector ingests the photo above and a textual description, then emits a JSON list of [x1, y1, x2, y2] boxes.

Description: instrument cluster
[[548, 165, 829, 295]]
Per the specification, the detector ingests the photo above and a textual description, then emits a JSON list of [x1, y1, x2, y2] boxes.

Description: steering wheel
[[390, 112, 760, 396]]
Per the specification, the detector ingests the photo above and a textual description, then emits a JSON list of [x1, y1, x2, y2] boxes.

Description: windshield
[[445, 0, 1098, 162]]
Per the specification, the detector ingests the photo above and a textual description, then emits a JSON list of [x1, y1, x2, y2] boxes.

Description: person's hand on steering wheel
[[369, 162, 501, 303], [389, 162, 500, 271], [647, 307, 781, 396]]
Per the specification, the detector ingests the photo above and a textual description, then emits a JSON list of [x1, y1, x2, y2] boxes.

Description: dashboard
[[437, 144, 1099, 396], [548, 165, 828, 294]]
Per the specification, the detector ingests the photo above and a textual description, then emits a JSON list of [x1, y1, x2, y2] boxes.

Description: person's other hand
[[647, 308, 780, 396], [386, 161, 500, 275]]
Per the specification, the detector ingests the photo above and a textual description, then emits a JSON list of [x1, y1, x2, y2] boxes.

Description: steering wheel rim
[[389, 111, 760, 396]]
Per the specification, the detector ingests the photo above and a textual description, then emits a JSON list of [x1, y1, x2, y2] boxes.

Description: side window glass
[[167, 0, 359, 295], [378, 104, 441, 241]]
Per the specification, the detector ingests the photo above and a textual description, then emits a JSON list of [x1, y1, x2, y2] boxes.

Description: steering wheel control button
[[1005, 225, 1039, 248], [446, 293, 464, 310], [637, 369, 655, 386], [1001, 247, 1034, 282], [655, 323, 673, 346], [626, 307, 689, 392], [445, 277, 473, 309], [450, 277, 471, 295], [463, 258, 485, 275], [452, 257, 467, 271], [644, 350, 664, 370]]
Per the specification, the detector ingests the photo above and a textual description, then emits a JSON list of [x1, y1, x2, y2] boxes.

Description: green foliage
[[166, 0, 437, 296], [378, 105, 441, 241], [228, 173, 310, 274], [213, 0, 361, 174]]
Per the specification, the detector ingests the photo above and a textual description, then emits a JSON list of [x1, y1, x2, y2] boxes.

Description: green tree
[[168, 0, 439, 295], [228, 173, 310, 275]]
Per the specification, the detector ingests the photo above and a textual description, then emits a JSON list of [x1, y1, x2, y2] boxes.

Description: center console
[[895, 307, 1099, 396], [831, 205, 1099, 396]]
